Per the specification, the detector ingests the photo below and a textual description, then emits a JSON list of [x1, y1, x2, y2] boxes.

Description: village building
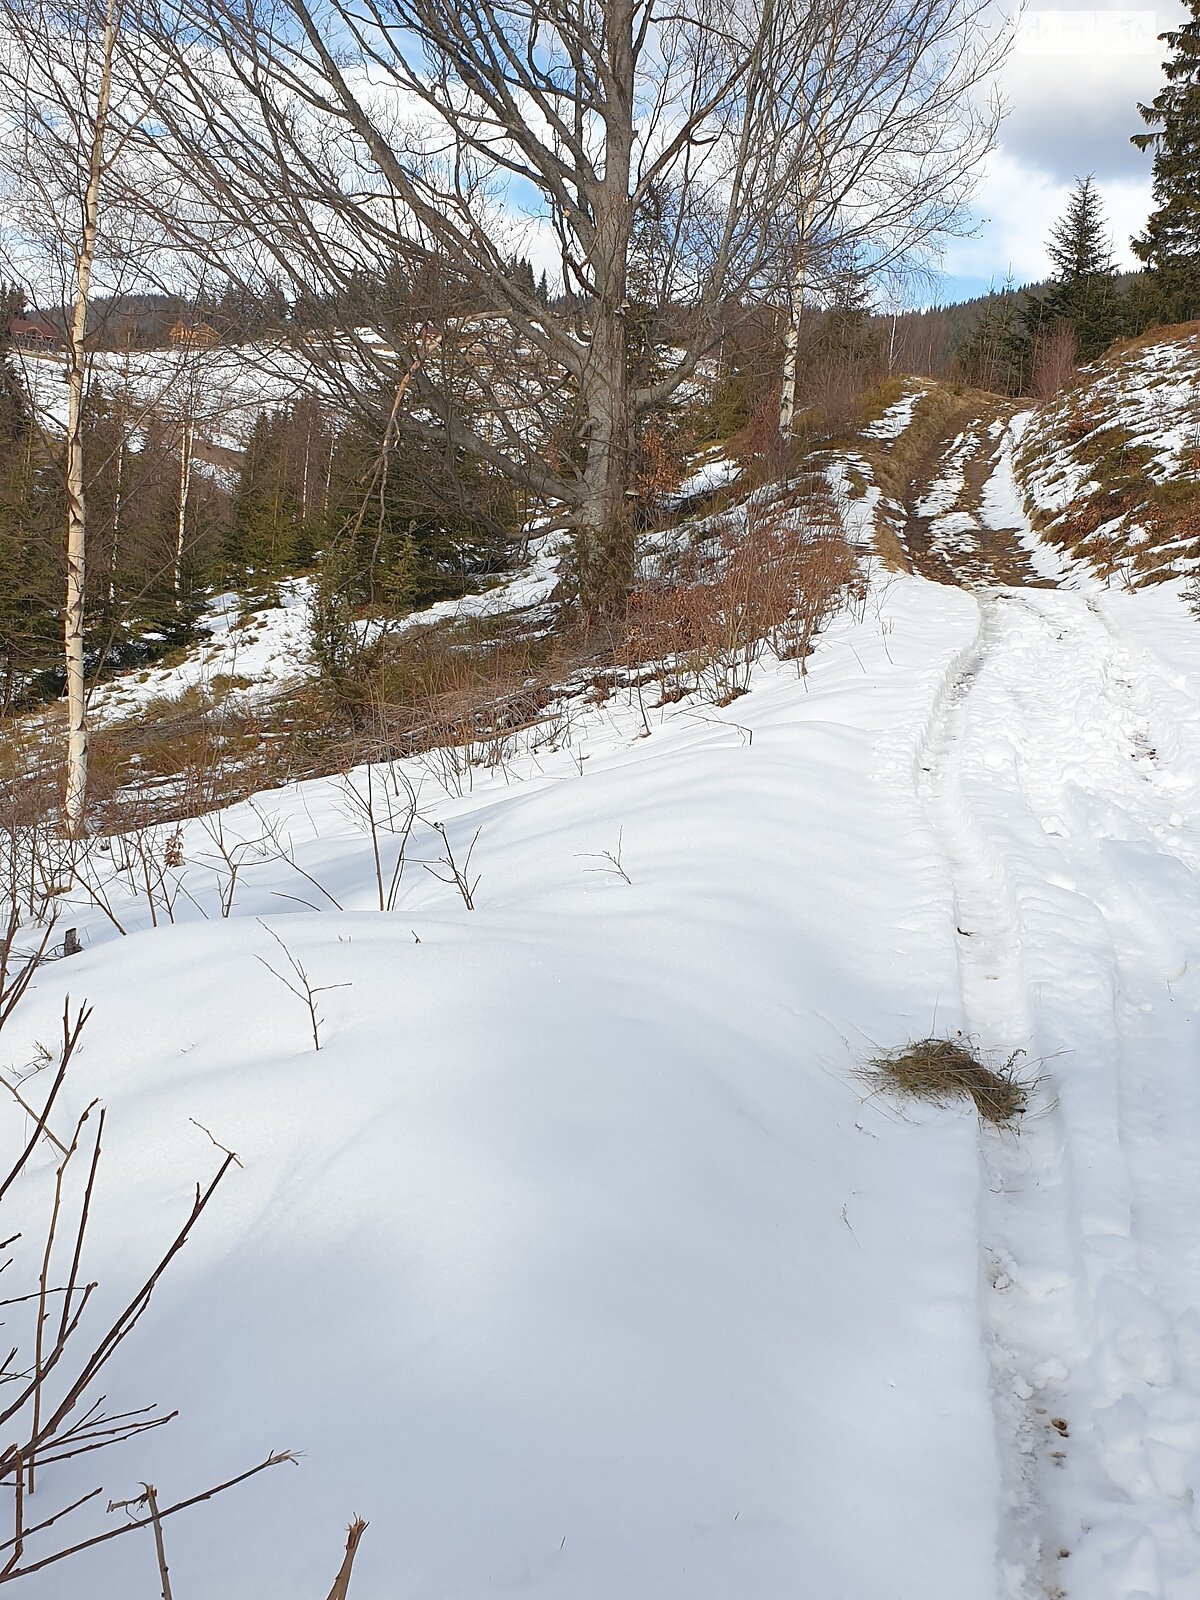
[[168, 318, 221, 348], [8, 316, 61, 352]]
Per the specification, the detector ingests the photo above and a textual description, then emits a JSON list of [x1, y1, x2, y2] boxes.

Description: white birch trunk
[[174, 415, 194, 604], [62, 0, 120, 838]]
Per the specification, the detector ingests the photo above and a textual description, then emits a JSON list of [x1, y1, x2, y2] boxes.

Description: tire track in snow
[[913, 588, 1200, 1600]]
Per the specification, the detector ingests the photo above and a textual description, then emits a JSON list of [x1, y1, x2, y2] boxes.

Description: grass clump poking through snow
[[866, 1035, 1027, 1126]]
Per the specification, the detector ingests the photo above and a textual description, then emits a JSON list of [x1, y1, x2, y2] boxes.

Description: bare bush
[[0, 1001, 325, 1583], [423, 823, 481, 911], [256, 921, 349, 1051], [625, 485, 859, 705], [1030, 324, 1079, 404]]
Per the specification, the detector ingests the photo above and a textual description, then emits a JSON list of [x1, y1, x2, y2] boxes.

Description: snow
[[383, 531, 565, 634], [911, 581, 1200, 1597], [84, 537, 565, 730], [8, 578, 1006, 1600], [862, 386, 923, 441], [16, 342, 306, 453], [5, 372, 1200, 1598], [983, 412, 1082, 587], [674, 452, 740, 501], [85, 578, 317, 728]]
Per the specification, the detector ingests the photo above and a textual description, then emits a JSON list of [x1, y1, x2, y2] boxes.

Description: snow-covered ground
[[6, 503, 1200, 1597], [16, 342, 306, 455], [84, 579, 317, 728], [863, 384, 925, 441]]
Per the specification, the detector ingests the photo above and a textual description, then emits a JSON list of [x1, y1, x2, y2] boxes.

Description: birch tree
[[132, 0, 1005, 610], [0, 0, 144, 832], [771, 0, 1008, 437]]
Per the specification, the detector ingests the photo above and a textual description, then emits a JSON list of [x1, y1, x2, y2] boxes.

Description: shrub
[[624, 484, 859, 704]]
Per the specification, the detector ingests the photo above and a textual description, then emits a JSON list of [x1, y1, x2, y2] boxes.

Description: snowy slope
[[81, 535, 564, 731], [1015, 326, 1200, 585], [8, 578, 1003, 1600], [6, 361, 1200, 1598], [16, 342, 306, 455], [6, 519, 1200, 1597]]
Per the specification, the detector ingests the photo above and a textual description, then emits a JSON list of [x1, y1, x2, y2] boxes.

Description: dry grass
[[865, 1035, 1028, 1126], [1104, 319, 1200, 362], [623, 479, 860, 703]]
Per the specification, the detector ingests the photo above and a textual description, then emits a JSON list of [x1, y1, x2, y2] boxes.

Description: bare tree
[[121, 0, 1005, 612], [0, 0, 182, 833], [773, 0, 1007, 438], [0, 0, 128, 833]]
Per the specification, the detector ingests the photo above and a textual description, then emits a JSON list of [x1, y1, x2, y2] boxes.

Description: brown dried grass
[[865, 1035, 1028, 1126]]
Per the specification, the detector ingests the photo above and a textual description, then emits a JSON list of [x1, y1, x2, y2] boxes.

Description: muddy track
[[897, 398, 1056, 591]]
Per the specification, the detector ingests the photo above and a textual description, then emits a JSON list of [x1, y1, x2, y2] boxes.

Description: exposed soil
[[897, 397, 1056, 590]]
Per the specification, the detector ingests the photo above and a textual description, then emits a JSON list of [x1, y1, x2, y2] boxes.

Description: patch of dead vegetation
[[864, 1034, 1029, 1126], [1017, 328, 1200, 586], [624, 476, 860, 704]]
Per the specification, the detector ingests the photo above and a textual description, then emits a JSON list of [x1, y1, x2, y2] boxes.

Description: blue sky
[[930, 1, 1187, 305]]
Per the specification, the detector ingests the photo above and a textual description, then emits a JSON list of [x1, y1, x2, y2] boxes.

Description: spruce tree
[[1046, 176, 1114, 282], [1132, 0, 1200, 321], [1037, 176, 1123, 360], [0, 312, 61, 708]]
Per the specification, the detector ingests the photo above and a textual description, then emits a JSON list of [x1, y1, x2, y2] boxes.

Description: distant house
[[168, 319, 221, 349], [9, 316, 61, 352]]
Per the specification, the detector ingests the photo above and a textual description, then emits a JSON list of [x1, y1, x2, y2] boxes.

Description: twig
[[577, 828, 631, 885], [0, 1001, 91, 1209], [1, 1450, 20, 1579], [256, 922, 350, 1052], [0, 1451, 296, 1580], [0, 1071, 68, 1159], [0, 1484, 102, 1557], [325, 1517, 368, 1600], [188, 1119, 242, 1169], [143, 1484, 173, 1600], [422, 823, 480, 910], [31, 1102, 96, 1493]]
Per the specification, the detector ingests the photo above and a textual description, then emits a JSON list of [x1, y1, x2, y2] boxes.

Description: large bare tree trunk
[[578, 310, 633, 610], [62, 0, 120, 837], [577, 5, 636, 612]]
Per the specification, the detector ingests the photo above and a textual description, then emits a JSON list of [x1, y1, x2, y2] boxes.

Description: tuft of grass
[[865, 1035, 1027, 1126]]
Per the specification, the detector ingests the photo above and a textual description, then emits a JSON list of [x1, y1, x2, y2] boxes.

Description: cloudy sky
[[935, 1, 1187, 303]]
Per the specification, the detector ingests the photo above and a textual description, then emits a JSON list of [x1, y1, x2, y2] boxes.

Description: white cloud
[[941, 147, 1152, 284]]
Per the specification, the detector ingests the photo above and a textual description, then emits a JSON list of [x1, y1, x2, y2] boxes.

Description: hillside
[[1016, 326, 1200, 586], [2, 333, 1200, 1599]]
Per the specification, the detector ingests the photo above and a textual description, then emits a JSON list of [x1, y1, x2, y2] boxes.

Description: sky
[[934, 1, 1187, 304]]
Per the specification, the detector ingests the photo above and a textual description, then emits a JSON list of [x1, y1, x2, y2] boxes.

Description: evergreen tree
[[1046, 176, 1114, 281], [0, 314, 61, 709], [228, 408, 300, 578], [1132, 0, 1200, 321], [954, 279, 1028, 395], [1037, 177, 1123, 360]]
